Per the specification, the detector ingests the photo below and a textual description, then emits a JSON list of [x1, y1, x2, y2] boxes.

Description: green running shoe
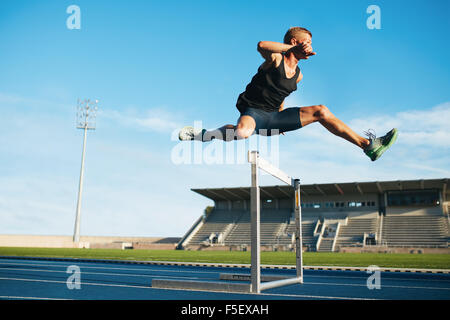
[[363, 128, 398, 161], [178, 126, 207, 141]]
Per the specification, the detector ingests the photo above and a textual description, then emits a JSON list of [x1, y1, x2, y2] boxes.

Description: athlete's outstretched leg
[[205, 124, 237, 141], [204, 115, 256, 141], [299, 105, 369, 149], [299, 105, 398, 161], [179, 115, 256, 142]]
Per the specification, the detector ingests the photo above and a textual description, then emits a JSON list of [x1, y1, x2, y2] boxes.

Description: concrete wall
[[0, 235, 79, 248], [301, 210, 379, 220], [0, 235, 179, 249], [386, 207, 443, 216], [132, 242, 177, 250], [185, 244, 304, 252], [339, 246, 450, 254]]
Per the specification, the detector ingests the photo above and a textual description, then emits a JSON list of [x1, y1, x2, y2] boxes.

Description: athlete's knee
[[235, 127, 253, 139], [235, 124, 253, 139], [316, 104, 333, 121]]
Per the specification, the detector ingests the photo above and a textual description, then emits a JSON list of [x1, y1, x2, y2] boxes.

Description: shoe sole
[[371, 129, 398, 161], [179, 126, 194, 141]]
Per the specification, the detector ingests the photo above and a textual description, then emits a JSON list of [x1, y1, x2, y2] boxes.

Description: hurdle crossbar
[[248, 151, 293, 186], [150, 150, 303, 294]]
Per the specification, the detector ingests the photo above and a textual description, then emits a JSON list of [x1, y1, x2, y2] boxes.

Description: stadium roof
[[191, 178, 449, 201]]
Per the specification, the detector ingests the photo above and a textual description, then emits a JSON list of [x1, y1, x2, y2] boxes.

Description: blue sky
[[0, 0, 449, 237]]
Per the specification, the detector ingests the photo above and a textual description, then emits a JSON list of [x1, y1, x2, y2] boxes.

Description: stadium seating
[[381, 215, 449, 247], [183, 207, 449, 251], [188, 209, 245, 245], [224, 209, 292, 246], [282, 219, 318, 249]]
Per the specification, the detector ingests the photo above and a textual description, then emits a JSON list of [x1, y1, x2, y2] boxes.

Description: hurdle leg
[[294, 179, 304, 283], [250, 151, 261, 293]]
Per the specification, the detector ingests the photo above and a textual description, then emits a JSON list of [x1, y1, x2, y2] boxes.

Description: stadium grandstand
[[177, 178, 450, 253]]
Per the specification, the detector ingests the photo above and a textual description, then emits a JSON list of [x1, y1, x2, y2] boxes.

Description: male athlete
[[179, 27, 398, 161]]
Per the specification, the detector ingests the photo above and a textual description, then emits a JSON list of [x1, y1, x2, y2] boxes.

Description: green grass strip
[[0, 247, 449, 269]]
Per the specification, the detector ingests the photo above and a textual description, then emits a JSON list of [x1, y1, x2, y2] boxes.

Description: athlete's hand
[[291, 42, 316, 59], [301, 41, 315, 55]]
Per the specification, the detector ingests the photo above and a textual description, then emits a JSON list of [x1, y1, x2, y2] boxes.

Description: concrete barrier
[[151, 279, 251, 293], [0, 235, 178, 249]]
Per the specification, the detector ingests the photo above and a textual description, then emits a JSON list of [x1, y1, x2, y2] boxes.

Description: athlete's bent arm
[[257, 41, 294, 56], [258, 41, 314, 61]]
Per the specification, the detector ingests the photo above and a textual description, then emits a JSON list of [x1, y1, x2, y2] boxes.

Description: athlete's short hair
[[283, 27, 312, 44]]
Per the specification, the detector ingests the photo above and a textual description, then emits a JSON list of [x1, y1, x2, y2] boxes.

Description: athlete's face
[[291, 33, 313, 59], [292, 33, 312, 46]]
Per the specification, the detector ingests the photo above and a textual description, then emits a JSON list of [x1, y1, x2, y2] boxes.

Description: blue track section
[[0, 257, 449, 300]]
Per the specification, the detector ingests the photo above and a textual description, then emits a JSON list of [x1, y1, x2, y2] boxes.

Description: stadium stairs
[[334, 217, 378, 251]]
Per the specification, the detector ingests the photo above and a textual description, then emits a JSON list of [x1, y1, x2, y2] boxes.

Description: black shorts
[[240, 107, 302, 136]]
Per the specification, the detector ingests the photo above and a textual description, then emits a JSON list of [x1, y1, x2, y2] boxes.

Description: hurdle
[[151, 150, 303, 294]]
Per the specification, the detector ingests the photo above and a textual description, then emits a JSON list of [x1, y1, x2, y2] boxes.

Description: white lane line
[[305, 281, 450, 291], [1, 261, 449, 284], [149, 286, 379, 300], [258, 292, 380, 300], [0, 267, 203, 280], [0, 261, 220, 276], [0, 276, 152, 290], [219, 272, 450, 284], [0, 295, 70, 300]]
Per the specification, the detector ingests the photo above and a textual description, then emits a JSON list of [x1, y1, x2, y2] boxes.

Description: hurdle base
[[219, 273, 289, 282], [152, 275, 303, 294], [220, 273, 303, 292], [260, 277, 303, 291], [151, 279, 251, 293]]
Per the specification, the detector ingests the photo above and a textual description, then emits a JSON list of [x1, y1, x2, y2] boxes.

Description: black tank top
[[236, 54, 300, 113]]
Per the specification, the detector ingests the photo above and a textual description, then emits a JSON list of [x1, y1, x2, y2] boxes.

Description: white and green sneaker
[[178, 126, 207, 141], [363, 128, 398, 161]]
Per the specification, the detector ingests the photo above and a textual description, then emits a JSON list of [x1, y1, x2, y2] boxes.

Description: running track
[[0, 256, 449, 300]]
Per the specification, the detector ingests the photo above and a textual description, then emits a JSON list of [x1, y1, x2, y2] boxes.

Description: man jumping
[[179, 27, 398, 161]]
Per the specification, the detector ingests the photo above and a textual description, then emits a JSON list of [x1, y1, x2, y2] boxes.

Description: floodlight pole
[[73, 124, 88, 243], [73, 99, 98, 243]]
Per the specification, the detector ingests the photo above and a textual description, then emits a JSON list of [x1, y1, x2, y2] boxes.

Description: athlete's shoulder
[[260, 53, 283, 70], [272, 53, 283, 67]]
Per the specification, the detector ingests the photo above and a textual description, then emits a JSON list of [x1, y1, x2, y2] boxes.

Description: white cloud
[[350, 102, 450, 148], [101, 107, 181, 133]]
